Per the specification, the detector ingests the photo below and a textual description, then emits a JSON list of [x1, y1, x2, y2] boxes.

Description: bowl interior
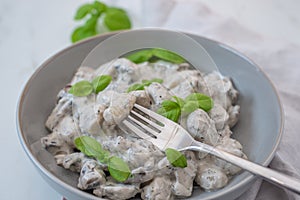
[[17, 32, 283, 200]]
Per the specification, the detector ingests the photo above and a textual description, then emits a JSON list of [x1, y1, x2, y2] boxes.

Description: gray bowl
[[17, 30, 283, 200]]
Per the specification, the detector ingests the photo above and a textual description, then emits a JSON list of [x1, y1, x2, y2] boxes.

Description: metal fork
[[122, 104, 300, 194]]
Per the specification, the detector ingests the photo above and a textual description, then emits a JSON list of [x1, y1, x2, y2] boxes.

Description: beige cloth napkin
[[138, 0, 300, 199]]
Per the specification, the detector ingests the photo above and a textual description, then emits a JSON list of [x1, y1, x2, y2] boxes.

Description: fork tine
[[123, 119, 154, 140], [127, 115, 160, 136], [130, 110, 163, 131], [133, 104, 167, 124]]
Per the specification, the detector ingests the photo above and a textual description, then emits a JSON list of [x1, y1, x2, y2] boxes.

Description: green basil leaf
[[93, 1, 107, 14], [126, 83, 145, 93], [141, 80, 151, 85], [127, 78, 163, 93], [84, 15, 98, 29], [72, 1, 132, 43], [74, 136, 131, 182], [151, 78, 163, 84], [172, 96, 185, 108], [106, 7, 126, 14], [157, 100, 181, 122], [125, 49, 153, 64], [95, 150, 111, 163], [142, 78, 163, 86], [74, 4, 94, 20], [69, 80, 94, 96], [92, 75, 112, 94], [185, 93, 214, 112], [104, 8, 131, 31], [152, 48, 186, 64], [71, 26, 97, 43], [181, 100, 199, 114], [74, 136, 103, 157], [165, 148, 187, 168], [124, 48, 186, 64], [108, 156, 131, 182]]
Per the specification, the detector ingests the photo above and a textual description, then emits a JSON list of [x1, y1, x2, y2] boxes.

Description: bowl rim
[[16, 29, 284, 199]]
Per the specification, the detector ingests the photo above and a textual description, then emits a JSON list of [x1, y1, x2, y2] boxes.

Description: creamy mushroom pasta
[[41, 58, 246, 200]]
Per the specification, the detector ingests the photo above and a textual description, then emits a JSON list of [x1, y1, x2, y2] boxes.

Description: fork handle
[[187, 143, 300, 195]]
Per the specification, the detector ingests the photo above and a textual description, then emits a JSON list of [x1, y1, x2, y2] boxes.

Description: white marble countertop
[[1, 0, 300, 199]]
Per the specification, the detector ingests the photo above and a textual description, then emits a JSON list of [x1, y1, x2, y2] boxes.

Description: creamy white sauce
[[41, 58, 245, 200]]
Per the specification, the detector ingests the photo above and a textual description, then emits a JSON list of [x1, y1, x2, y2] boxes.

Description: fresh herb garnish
[[184, 93, 214, 112], [126, 83, 145, 92], [157, 93, 213, 122], [152, 48, 186, 64], [172, 96, 185, 108], [74, 136, 104, 157], [72, 1, 131, 43], [74, 136, 131, 182], [157, 100, 181, 123], [104, 7, 131, 31], [125, 48, 186, 64], [108, 156, 131, 182], [181, 101, 200, 114], [68, 81, 94, 97], [92, 75, 112, 94], [125, 49, 153, 64], [165, 148, 187, 168], [69, 75, 112, 97], [126, 78, 163, 92], [74, 4, 95, 20], [141, 78, 163, 86]]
